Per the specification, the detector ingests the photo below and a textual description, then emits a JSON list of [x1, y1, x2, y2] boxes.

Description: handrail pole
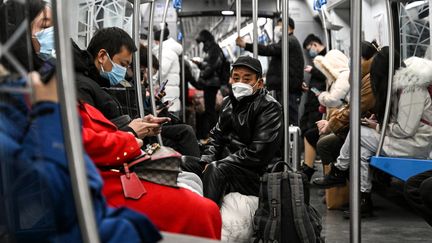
[[349, 0, 362, 242], [320, 7, 330, 51], [52, 0, 100, 242], [181, 23, 186, 123], [376, 0, 395, 156], [282, 0, 290, 164], [133, 0, 145, 119], [146, 0, 163, 144], [236, 0, 241, 58], [157, 0, 170, 86], [252, 0, 258, 58]]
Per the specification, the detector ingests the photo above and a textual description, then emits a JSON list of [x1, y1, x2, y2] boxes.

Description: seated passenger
[[182, 56, 283, 206], [0, 1, 160, 242], [300, 49, 350, 180], [314, 48, 432, 218], [79, 102, 222, 239], [315, 41, 378, 170], [73, 27, 158, 139]]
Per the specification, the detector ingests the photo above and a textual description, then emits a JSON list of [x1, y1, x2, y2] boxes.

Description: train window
[[399, 0, 431, 59]]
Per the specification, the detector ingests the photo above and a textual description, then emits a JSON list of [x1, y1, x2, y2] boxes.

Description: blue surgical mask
[[309, 49, 318, 58], [35, 26, 56, 61], [100, 53, 127, 86]]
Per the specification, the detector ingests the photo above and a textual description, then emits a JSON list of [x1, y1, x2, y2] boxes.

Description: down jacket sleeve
[[387, 87, 428, 138], [200, 46, 223, 80], [217, 101, 282, 168], [318, 71, 350, 108]]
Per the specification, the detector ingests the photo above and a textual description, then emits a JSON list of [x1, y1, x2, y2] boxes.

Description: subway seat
[[370, 155, 432, 182]]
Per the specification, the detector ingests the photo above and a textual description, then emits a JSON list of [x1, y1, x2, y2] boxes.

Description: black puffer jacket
[[201, 89, 283, 173], [197, 31, 223, 87], [72, 41, 123, 120], [245, 33, 304, 94]]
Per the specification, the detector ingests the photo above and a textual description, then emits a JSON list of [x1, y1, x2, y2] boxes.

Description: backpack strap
[[289, 172, 316, 243], [267, 172, 282, 242]]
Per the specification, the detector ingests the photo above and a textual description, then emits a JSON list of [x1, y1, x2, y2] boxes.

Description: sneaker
[[312, 163, 348, 189]]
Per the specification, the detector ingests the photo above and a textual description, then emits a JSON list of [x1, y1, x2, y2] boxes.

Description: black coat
[[245, 34, 304, 94], [72, 42, 123, 120], [299, 48, 327, 135], [198, 41, 223, 87], [201, 89, 283, 173]]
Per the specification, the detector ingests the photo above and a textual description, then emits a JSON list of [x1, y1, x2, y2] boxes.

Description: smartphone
[[310, 87, 320, 95], [157, 79, 169, 95], [38, 58, 56, 84], [164, 97, 178, 108]]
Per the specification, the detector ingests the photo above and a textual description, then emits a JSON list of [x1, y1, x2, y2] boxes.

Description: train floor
[[310, 162, 432, 243]]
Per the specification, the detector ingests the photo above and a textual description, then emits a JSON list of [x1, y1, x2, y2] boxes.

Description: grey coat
[[383, 57, 432, 158]]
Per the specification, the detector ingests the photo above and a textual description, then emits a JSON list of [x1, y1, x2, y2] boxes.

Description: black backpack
[[217, 49, 230, 85], [252, 162, 324, 243]]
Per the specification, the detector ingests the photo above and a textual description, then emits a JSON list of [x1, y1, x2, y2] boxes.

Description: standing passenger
[[235, 17, 304, 125], [153, 23, 183, 115], [195, 30, 224, 142]]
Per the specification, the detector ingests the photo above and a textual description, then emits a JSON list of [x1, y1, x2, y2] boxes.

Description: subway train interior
[[1, 0, 432, 242]]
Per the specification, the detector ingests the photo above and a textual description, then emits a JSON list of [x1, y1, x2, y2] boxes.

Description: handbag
[[119, 144, 182, 200]]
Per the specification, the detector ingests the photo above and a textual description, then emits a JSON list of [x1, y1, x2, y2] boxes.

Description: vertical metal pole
[[320, 7, 330, 51], [52, 0, 100, 242], [147, 0, 163, 145], [282, 0, 290, 163], [236, 0, 241, 58], [133, 0, 145, 119], [157, 0, 170, 86], [252, 0, 258, 58], [349, 0, 362, 242], [429, 0, 432, 55], [181, 27, 186, 123], [376, 0, 395, 156]]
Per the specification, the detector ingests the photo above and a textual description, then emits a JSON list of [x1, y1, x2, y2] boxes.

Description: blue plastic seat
[[370, 156, 432, 182]]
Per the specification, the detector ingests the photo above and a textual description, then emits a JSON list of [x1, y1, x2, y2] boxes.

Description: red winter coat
[[79, 103, 222, 239]]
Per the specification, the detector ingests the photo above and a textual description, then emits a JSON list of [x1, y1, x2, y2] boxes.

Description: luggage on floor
[[252, 162, 324, 243], [289, 126, 301, 171], [324, 165, 349, 210]]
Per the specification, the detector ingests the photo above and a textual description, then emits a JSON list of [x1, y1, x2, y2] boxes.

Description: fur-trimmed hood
[[392, 57, 432, 92], [313, 49, 349, 85]]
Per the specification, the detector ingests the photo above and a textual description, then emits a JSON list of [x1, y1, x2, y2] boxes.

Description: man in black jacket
[[195, 30, 224, 141], [236, 17, 304, 126], [73, 27, 163, 139], [183, 56, 283, 205]]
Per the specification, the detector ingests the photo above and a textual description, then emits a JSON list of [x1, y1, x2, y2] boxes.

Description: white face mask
[[231, 82, 259, 100]]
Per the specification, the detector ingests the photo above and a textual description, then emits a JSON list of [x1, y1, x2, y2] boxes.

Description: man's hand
[[31, 72, 58, 103], [235, 36, 246, 48], [128, 118, 162, 139], [143, 114, 171, 124]]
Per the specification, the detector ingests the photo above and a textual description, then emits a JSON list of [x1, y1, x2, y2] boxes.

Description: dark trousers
[[162, 124, 201, 157], [316, 133, 345, 165], [404, 170, 432, 226], [196, 86, 219, 139], [181, 158, 261, 206], [275, 91, 300, 126]]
